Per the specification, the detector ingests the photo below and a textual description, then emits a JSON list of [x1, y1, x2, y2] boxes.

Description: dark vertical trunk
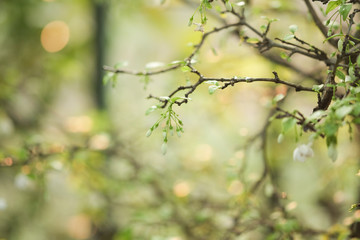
[[94, 1, 106, 109]]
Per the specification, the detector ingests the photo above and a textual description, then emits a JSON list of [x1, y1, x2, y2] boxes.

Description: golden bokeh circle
[[41, 20, 70, 53]]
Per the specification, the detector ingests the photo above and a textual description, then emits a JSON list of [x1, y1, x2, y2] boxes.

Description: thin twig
[[303, 0, 338, 47]]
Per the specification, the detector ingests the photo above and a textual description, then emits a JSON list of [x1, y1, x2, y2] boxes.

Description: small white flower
[[193, 23, 204, 33], [345, 75, 352, 82], [293, 143, 314, 162], [236, 1, 245, 7], [14, 174, 34, 190]]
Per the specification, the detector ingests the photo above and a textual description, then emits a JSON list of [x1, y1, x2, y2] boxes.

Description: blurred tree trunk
[[93, 1, 106, 110]]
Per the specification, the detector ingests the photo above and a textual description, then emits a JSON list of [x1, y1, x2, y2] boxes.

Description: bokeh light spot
[[41, 20, 70, 53], [67, 214, 92, 240], [169, 237, 182, 240], [2, 157, 13, 166], [173, 181, 191, 197], [235, 150, 244, 159], [355, 210, 360, 219], [238, 128, 248, 137], [89, 133, 110, 150], [285, 201, 297, 211], [194, 144, 213, 162], [65, 116, 93, 133], [0, 198, 7, 211], [21, 165, 31, 175], [333, 191, 345, 204], [227, 180, 243, 195]]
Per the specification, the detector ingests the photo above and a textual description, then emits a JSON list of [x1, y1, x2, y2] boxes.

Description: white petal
[[293, 144, 314, 162]]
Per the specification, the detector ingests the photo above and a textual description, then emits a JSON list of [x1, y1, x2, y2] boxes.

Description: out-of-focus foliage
[[0, 0, 360, 240]]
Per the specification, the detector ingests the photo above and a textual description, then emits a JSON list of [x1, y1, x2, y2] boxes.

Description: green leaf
[[337, 82, 346, 87], [349, 203, 360, 212], [357, 55, 360, 67], [246, 38, 260, 43], [273, 94, 285, 103], [336, 69, 345, 80], [205, 80, 219, 85], [225, 1, 232, 11], [170, 60, 183, 65], [282, 117, 297, 133], [289, 24, 298, 34], [176, 129, 182, 137], [146, 105, 159, 115], [277, 133, 284, 143], [351, 86, 360, 94], [146, 129, 152, 137], [337, 38, 343, 52], [328, 143, 338, 162], [188, 16, 194, 27], [181, 66, 192, 72], [335, 105, 353, 119], [103, 72, 115, 85], [307, 110, 326, 122], [159, 96, 170, 101], [312, 84, 324, 93], [324, 122, 338, 136], [323, 33, 343, 43], [204, 0, 212, 9], [280, 52, 289, 60], [326, 0, 341, 15], [283, 34, 294, 41], [352, 104, 360, 116], [161, 142, 167, 155], [145, 61, 165, 69], [260, 24, 267, 32], [142, 75, 151, 89], [269, 18, 279, 23], [114, 61, 128, 69], [349, 65, 355, 78], [208, 85, 220, 94], [339, 3, 352, 21]]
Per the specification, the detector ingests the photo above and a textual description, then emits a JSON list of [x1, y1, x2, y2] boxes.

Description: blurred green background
[[0, 0, 359, 239]]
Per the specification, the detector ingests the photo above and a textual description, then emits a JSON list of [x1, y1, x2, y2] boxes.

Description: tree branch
[[304, 0, 338, 48]]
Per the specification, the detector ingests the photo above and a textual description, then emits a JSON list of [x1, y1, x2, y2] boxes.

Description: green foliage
[[103, 71, 117, 87], [349, 203, 360, 212], [146, 97, 187, 154], [326, 1, 342, 15], [324, 0, 353, 37], [189, 0, 214, 26], [3, 0, 360, 239], [289, 24, 298, 34], [282, 117, 297, 133], [206, 80, 221, 94]]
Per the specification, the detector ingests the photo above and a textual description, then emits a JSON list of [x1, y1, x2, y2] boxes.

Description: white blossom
[[193, 23, 204, 33], [345, 75, 352, 82], [293, 143, 314, 162], [14, 174, 35, 190]]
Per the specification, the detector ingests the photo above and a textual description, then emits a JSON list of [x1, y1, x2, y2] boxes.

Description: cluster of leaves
[[325, 0, 353, 36], [188, 0, 242, 26], [104, 0, 360, 167], [145, 97, 187, 154], [307, 85, 360, 160], [273, 0, 360, 162]]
